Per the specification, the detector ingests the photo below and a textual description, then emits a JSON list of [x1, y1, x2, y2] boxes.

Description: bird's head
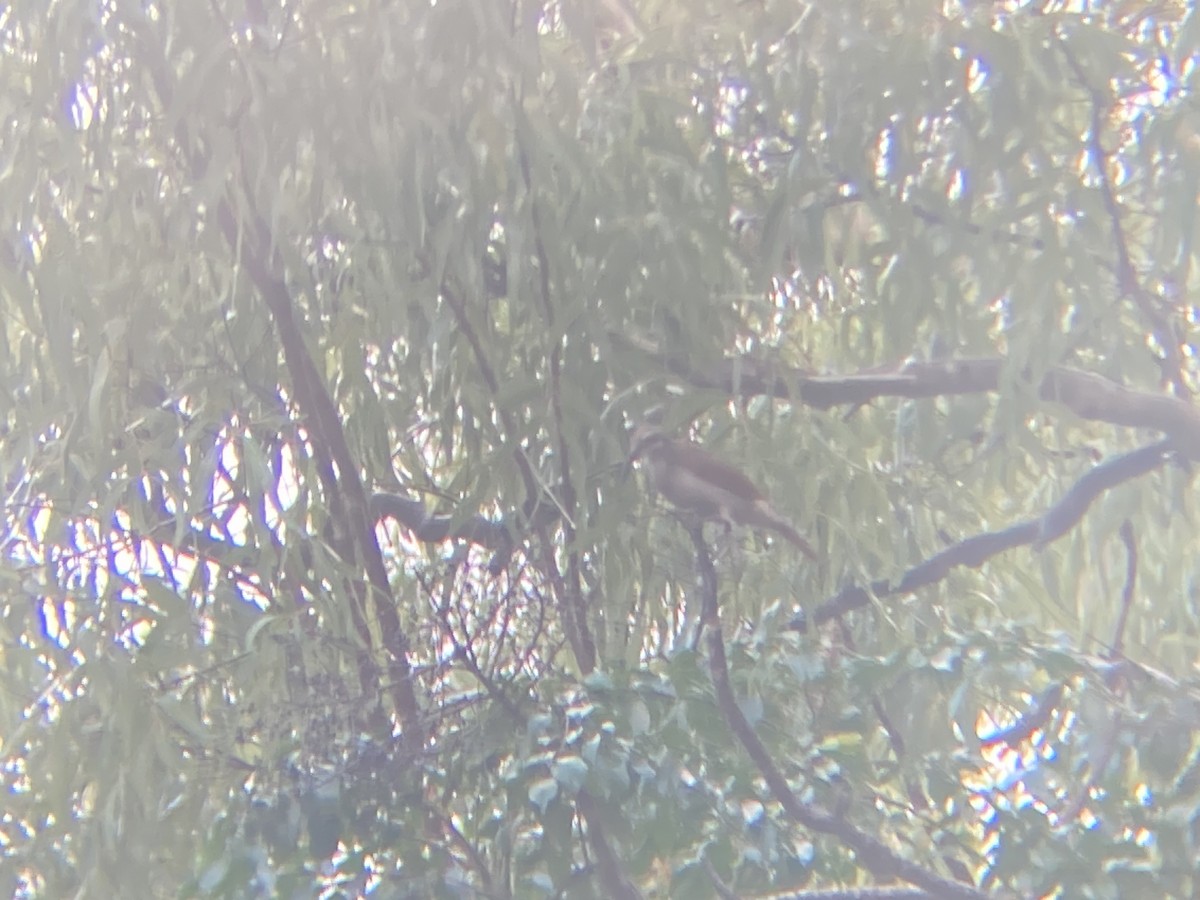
[[628, 423, 673, 463]]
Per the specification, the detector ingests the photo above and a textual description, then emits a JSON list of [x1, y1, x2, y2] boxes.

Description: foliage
[[2, 1, 1200, 897]]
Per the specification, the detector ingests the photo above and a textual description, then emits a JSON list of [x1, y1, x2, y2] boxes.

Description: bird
[[628, 423, 817, 560]]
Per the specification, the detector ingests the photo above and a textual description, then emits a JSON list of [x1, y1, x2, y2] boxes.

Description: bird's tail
[[752, 501, 818, 561]]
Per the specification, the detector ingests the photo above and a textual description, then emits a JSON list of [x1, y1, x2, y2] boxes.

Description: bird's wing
[[667, 442, 765, 501]]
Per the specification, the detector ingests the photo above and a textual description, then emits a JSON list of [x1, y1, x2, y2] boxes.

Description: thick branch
[[792, 440, 1172, 631], [616, 337, 1200, 456], [218, 196, 422, 739]]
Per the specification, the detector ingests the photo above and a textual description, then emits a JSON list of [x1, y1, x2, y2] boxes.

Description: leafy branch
[[687, 522, 985, 899]]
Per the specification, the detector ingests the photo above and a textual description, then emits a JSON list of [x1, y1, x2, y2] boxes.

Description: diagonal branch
[[576, 790, 643, 900], [217, 194, 422, 741], [982, 683, 1065, 749], [791, 439, 1173, 631], [1060, 43, 1188, 398], [439, 282, 550, 575]]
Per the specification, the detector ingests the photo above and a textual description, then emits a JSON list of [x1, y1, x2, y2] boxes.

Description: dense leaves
[[3, 1, 1200, 897]]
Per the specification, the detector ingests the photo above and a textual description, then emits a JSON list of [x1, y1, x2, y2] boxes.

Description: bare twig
[[537, 528, 597, 674], [441, 815, 496, 895], [1110, 521, 1137, 660], [1059, 707, 1122, 825], [1059, 518, 1138, 823], [440, 283, 542, 510], [702, 856, 738, 900], [836, 621, 929, 811], [1055, 520, 1141, 824], [910, 202, 1045, 251]]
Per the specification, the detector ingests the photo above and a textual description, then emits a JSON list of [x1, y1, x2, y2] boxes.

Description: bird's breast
[[653, 462, 743, 519]]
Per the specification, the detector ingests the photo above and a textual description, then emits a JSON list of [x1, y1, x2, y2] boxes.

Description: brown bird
[[629, 424, 817, 560]]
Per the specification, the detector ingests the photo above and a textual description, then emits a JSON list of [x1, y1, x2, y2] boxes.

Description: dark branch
[[440, 283, 542, 513], [791, 440, 1173, 631], [910, 202, 1045, 251], [981, 683, 1065, 748], [370, 491, 564, 579], [613, 337, 1200, 456], [1033, 441, 1171, 549], [371, 492, 531, 549], [576, 790, 643, 900], [688, 526, 984, 898], [217, 194, 422, 740]]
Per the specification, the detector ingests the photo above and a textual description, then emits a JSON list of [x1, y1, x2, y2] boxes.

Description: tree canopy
[[3, 1, 1200, 897]]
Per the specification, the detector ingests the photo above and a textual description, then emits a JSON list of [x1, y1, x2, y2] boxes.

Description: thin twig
[[1060, 42, 1188, 397], [1110, 521, 1137, 660]]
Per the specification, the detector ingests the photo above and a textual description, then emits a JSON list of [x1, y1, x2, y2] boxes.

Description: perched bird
[[629, 424, 817, 560]]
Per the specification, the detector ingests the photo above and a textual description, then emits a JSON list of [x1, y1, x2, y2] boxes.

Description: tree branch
[[217, 194, 422, 741], [615, 337, 1200, 454], [369, 491, 560, 550], [687, 524, 984, 898], [791, 439, 1173, 631], [576, 790, 643, 900], [1110, 520, 1137, 660], [440, 283, 542, 515], [1060, 42, 1188, 397], [981, 683, 1065, 748]]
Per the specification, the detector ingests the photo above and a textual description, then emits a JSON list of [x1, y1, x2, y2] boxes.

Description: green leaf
[[528, 777, 559, 814], [552, 756, 589, 796]]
